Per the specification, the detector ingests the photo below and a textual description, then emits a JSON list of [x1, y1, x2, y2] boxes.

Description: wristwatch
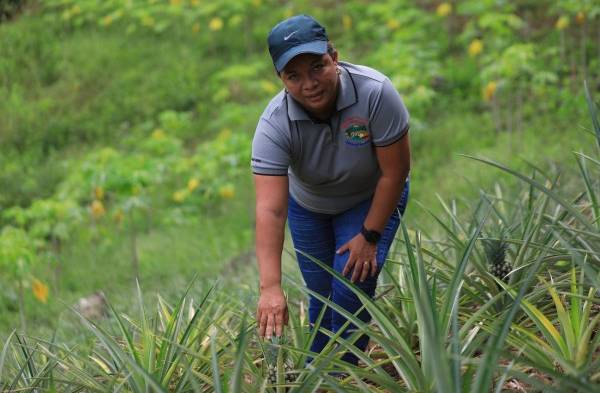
[[361, 225, 381, 244]]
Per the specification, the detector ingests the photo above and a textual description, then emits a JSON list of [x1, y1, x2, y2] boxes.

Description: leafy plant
[[0, 227, 39, 332]]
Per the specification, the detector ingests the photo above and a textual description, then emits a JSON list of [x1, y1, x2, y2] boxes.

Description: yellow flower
[[102, 15, 113, 26], [555, 16, 569, 30], [192, 22, 201, 33], [151, 128, 166, 140], [191, 0, 201, 5], [209, 17, 223, 31], [342, 15, 353, 30], [217, 128, 232, 142], [142, 15, 155, 27], [72, 5, 81, 14], [172, 190, 188, 203], [436, 3, 452, 17], [113, 209, 124, 224], [218, 184, 235, 199], [386, 19, 400, 30], [252, 0, 262, 7], [576, 12, 585, 26], [170, 0, 182, 6], [187, 178, 200, 192], [468, 39, 483, 57], [91, 200, 105, 219], [32, 279, 49, 304], [94, 186, 104, 201], [483, 81, 498, 102]]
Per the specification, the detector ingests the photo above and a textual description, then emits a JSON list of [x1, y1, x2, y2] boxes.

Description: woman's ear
[[330, 50, 338, 64]]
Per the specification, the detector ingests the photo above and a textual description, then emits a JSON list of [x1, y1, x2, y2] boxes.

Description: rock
[[75, 291, 108, 320]]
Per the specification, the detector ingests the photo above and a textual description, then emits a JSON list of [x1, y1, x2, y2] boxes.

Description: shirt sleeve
[[251, 117, 290, 176], [369, 78, 410, 147]]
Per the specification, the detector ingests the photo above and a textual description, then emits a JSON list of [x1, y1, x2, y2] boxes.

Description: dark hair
[[327, 41, 337, 57], [275, 41, 338, 75]]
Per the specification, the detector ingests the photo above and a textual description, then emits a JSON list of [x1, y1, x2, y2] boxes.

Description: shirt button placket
[[326, 125, 337, 146], [330, 116, 338, 146], [324, 125, 331, 143]]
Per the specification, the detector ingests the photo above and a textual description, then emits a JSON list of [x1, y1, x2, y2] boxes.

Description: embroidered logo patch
[[342, 117, 370, 146]]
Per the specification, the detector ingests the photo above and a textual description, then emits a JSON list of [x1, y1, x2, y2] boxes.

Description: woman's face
[[279, 52, 339, 120]]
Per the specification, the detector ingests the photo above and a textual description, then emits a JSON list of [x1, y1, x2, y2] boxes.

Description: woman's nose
[[303, 76, 318, 90]]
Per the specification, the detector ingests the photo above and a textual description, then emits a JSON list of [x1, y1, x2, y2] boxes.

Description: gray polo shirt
[[251, 61, 409, 214]]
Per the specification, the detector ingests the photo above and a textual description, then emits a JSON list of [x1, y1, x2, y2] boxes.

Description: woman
[[252, 14, 410, 366]]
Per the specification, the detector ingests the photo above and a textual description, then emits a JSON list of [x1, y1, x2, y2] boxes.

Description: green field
[[1, 0, 600, 391]]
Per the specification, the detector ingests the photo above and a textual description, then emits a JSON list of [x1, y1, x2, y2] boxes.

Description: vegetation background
[[1, 0, 599, 391]]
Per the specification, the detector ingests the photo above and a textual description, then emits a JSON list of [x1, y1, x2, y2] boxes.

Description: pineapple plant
[[263, 335, 297, 387], [483, 235, 512, 283]]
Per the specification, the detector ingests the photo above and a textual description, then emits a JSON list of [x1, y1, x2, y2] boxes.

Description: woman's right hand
[[257, 285, 288, 339]]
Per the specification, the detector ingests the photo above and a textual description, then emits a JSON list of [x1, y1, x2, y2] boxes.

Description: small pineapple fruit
[[483, 238, 512, 283], [266, 362, 277, 385], [264, 336, 297, 385]]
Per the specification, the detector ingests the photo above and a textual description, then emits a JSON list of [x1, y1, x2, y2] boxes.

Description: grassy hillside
[[1, 1, 600, 391], [1, 0, 597, 335]]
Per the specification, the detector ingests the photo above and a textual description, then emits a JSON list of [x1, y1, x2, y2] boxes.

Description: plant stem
[[597, 24, 600, 72], [560, 30, 566, 67], [516, 82, 523, 133], [580, 23, 587, 81], [17, 278, 26, 333], [52, 236, 62, 291], [491, 95, 502, 133], [129, 210, 139, 282]]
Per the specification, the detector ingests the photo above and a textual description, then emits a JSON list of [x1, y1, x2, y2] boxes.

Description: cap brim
[[274, 41, 328, 72]]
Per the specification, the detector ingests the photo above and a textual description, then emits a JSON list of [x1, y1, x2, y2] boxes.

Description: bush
[[0, 0, 25, 22]]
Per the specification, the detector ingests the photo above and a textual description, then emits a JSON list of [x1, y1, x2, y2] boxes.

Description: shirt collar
[[286, 64, 358, 121], [336, 64, 358, 112], [286, 93, 311, 121]]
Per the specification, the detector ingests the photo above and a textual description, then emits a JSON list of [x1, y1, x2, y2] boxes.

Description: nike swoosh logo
[[284, 30, 298, 41]]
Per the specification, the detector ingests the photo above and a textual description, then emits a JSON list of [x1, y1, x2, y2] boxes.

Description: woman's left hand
[[337, 234, 377, 283]]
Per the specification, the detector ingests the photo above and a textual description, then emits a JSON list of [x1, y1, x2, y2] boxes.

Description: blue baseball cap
[[268, 14, 329, 72]]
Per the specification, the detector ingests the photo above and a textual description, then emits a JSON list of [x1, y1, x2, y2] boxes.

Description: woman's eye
[[313, 64, 324, 71]]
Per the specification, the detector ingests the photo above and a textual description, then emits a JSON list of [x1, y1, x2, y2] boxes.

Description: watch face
[[361, 226, 381, 244], [369, 231, 381, 243]]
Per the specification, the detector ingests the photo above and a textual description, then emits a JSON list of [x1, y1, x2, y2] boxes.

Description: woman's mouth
[[305, 92, 323, 103]]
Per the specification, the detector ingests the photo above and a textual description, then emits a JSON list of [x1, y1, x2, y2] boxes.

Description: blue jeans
[[287, 181, 409, 365]]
